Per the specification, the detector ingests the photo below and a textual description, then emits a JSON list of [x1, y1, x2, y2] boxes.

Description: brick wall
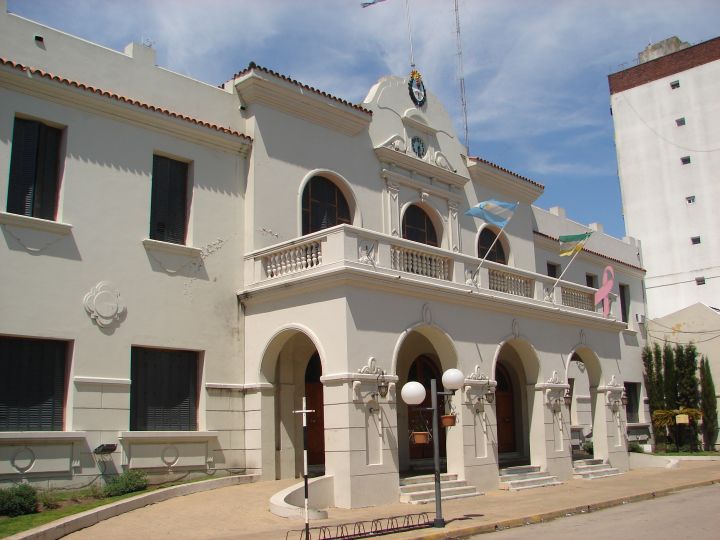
[[608, 36, 720, 94]]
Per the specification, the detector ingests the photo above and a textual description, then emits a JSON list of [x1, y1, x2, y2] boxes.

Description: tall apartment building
[[609, 36, 720, 319]]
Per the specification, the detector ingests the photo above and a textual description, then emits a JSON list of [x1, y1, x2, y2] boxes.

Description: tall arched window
[[302, 176, 351, 235], [478, 228, 507, 264], [402, 204, 438, 247]]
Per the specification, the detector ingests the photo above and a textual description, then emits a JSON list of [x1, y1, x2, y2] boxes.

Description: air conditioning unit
[[635, 313, 646, 325]]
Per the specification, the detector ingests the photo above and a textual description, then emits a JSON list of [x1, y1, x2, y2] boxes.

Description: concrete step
[[400, 485, 480, 504], [573, 467, 622, 480], [400, 479, 468, 494], [497, 470, 548, 482], [573, 463, 612, 473], [499, 465, 540, 476], [573, 458, 604, 467], [499, 475, 563, 491], [400, 473, 457, 486]]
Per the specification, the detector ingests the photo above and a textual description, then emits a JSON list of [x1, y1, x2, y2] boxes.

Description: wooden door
[[305, 354, 324, 466], [495, 364, 516, 453], [408, 355, 446, 460]]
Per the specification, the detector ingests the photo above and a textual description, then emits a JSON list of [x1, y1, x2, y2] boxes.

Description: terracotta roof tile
[[0, 57, 253, 143], [468, 155, 544, 189], [534, 230, 645, 272], [232, 62, 372, 116]]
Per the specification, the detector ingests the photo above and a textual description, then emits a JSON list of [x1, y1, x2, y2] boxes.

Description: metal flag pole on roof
[[465, 199, 519, 283], [550, 232, 593, 291], [361, 0, 415, 70]]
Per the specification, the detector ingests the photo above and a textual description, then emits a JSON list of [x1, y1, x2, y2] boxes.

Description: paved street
[[466, 483, 720, 540]]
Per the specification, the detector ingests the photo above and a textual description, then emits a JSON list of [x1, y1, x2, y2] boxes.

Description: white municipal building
[[0, 2, 651, 508]]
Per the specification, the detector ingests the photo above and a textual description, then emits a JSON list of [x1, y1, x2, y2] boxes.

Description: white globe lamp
[[401, 381, 426, 405], [441, 368, 465, 391]]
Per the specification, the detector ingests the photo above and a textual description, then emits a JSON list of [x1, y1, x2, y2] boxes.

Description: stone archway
[[492, 339, 541, 467], [393, 325, 459, 475], [259, 329, 326, 480]]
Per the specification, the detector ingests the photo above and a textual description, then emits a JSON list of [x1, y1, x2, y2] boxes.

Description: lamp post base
[[433, 518, 446, 528]]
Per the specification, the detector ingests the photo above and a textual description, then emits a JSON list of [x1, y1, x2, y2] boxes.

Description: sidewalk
[[18, 460, 720, 540]]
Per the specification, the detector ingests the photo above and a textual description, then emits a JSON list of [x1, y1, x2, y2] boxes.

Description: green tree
[[653, 342, 664, 408], [700, 357, 718, 451], [642, 345, 661, 416], [652, 407, 703, 452], [676, 344, 700, 450], [663, 343, 677, 409]]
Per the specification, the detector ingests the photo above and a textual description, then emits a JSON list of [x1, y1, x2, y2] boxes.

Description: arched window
[[478, 228, 507, 264], [402, 204, 438, 247], [302, 176, 351, 235]]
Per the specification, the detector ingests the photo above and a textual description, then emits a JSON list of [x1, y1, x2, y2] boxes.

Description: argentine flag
[[465, 199, 519, 228]]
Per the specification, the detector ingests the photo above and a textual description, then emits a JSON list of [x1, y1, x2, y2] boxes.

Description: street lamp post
[[401, 368, 465, 529]]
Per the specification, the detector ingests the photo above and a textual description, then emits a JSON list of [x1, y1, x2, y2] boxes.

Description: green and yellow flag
[[559, 232, 592, 256]]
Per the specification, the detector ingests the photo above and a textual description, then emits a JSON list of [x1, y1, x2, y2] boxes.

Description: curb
[[7, 474, 259, 540], [394, 477, 720, 539]]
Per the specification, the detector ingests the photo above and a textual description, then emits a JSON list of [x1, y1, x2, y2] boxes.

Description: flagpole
[[470, 201, 519, 284], [550, 246, 583, 290]]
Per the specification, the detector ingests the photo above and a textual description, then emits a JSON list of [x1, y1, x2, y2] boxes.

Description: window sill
[[119, 431, 219, 441], [0, 431, 86, 442], [142, 238, 202, 257], [0, 211, 73, 234]]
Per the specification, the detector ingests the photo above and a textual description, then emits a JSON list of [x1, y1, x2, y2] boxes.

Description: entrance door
[[407, 355, 446, 460], [304, 353, 325, 466], [495, 364, 516, 453]]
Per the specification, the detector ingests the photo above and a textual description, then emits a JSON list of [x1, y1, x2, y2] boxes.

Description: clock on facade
[[411, 136, 426, 158]]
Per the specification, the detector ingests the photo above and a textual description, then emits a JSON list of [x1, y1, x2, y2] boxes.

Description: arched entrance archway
[[259, 329, 326, 479], [407, 355, 446, 462], [493, 339, 540, 467]]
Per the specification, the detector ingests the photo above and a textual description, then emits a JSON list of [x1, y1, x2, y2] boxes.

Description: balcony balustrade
[[244, 225, 617, 319]]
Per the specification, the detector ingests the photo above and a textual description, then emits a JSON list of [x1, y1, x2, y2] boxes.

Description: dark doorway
[[304, 353, 325, 467], [496, 364, 516, 453], [407, 355, 446, 461]]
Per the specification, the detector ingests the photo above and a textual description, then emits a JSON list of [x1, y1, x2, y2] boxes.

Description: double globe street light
[[400, 368, 465, 529]]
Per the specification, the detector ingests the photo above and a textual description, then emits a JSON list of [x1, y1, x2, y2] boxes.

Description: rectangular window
[[547, 262, 560, 278], [130, 347, 198, 431], [624, 382, 640, 423], [691, 236, 701, 245], [680, 156, 691, 165], [0, 337, 67, 431], [670, 80, 680, 89], [150, 155, 188, 245], [619, 284, 630, 323], [7, 117, 63, 220], [675, 117, 686, 127], [586, 273, 598, 288], [686, 195, 696, 204]]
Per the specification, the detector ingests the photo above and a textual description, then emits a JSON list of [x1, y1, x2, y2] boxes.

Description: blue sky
[[7, 0, 719, 239]]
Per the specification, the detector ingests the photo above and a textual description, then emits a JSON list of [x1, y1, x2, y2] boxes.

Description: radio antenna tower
[[454, 0, 469, 151]]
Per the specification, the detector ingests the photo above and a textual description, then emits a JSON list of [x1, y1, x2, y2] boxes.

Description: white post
[[293, 397, 314, 539]]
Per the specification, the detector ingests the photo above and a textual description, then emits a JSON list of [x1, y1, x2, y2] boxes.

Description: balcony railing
[[244, 225, 617, 319]]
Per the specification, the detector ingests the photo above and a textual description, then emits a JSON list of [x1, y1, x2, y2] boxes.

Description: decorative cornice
[[234, 67, 371, 136], [74, 376, 131, 386], [0, 211, 73, 234], [467, 158, 544, 204], [142, 238, 203, 258], [381, 168, 464, 203], [375, 147, 468, 190], [0, 58, 252, 155]]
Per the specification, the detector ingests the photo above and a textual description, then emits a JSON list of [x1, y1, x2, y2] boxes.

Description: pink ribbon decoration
[[595, 265, 614, 317]]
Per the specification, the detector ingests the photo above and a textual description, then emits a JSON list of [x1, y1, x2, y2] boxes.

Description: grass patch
[[0, 492, 136, 538], [0, 474, 223, 538], [652, 450, 720, 456]]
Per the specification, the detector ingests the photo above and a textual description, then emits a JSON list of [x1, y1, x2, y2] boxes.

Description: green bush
[[582, 440, 593, 454], [628, 441, 644, 453], [38, 489, 60, 510], [103, 470, 148, 497], [0, 484, 38, 517]]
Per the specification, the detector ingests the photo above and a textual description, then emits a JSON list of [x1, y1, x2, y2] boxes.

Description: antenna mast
[[454, 0, 469, 151]]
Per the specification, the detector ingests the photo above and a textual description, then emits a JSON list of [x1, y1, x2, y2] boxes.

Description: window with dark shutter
[[477, 228, 507, 264], [619, 284, 630, 323], [0, 337, 67, 431], [130, 347, 198, 431], [301, 176, 351, 235], [150, 155, 188, 244], [7, 118, 62, 220], [402, 204, 438, 247]]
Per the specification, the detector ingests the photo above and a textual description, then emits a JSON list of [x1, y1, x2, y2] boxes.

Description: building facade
[[1, 2, 649, 508], [609, 36, 720, 319]]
